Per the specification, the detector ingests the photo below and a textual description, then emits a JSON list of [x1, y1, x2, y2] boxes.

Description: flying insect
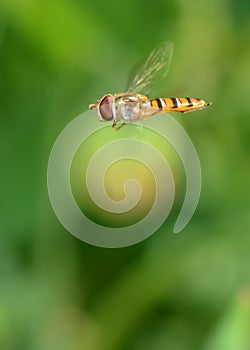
[[89, 42, 211, 130]]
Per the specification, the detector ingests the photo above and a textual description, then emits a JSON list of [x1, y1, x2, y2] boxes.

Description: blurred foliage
[[1, 0, 250, 349]]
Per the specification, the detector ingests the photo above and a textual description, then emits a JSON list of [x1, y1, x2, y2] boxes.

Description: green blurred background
[[1, 0, 250, 349]]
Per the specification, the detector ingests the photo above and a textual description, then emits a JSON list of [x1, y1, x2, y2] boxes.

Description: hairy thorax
[[114, 92, 149, 122]]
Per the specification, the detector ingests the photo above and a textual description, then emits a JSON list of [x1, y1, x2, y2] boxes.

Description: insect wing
[[128, 41, 174, 95]]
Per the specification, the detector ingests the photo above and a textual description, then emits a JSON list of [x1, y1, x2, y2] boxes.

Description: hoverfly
[[89, 42, 211, 131]]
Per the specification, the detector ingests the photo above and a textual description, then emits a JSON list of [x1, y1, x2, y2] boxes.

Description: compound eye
[[99, 95, 114, 121]]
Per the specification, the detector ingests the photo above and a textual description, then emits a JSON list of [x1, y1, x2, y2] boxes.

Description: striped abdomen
[[150, 97, 211, 113]]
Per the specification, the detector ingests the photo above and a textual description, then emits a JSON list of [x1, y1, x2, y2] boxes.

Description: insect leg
[[131, 108, 160, 122], [112, 122, 126, 131]]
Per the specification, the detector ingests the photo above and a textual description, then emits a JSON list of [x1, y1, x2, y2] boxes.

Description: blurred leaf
[[202, 288, 250, 350]]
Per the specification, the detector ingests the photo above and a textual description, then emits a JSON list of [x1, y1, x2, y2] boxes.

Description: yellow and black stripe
[[150, 97, 211, 113]]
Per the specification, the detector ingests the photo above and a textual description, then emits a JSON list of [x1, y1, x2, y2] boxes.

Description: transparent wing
[[128, 41, 174, 95]]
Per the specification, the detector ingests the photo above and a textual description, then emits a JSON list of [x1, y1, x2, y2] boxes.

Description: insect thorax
[[114, 93, 149, 122]]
